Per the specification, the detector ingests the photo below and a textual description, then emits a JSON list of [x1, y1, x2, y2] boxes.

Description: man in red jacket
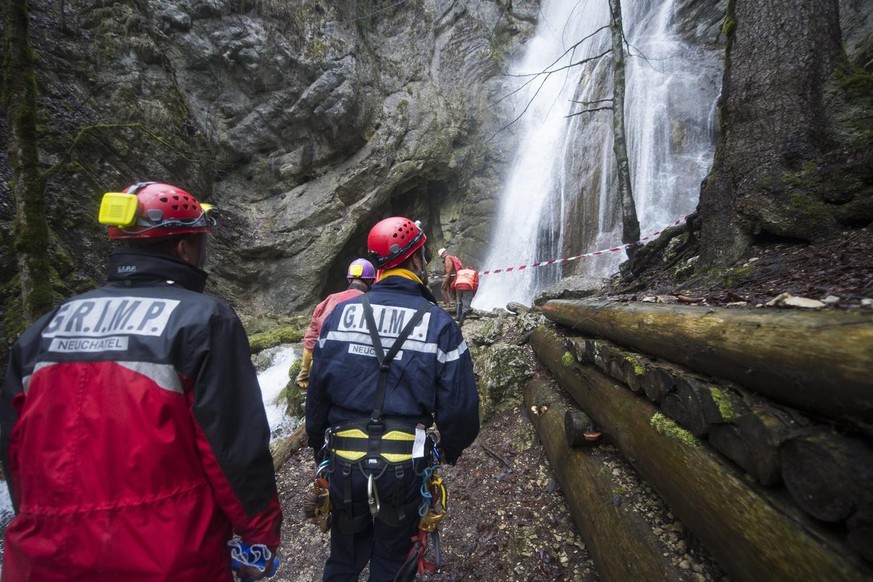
[[296, 258, 376, 389], [0, 182, 282, 581], [438, 247, 463, 306]]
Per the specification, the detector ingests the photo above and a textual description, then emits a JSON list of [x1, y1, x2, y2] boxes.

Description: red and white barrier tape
[[477, 214, 691, 276]]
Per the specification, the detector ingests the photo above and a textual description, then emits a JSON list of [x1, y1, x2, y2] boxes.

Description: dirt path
[[271, 403, 599, 581], [272, 389, 724, 581]]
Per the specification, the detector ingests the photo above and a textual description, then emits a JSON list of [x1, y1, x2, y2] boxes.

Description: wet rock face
[[8, 0, 540, 316], [674, 0, 728, 47]]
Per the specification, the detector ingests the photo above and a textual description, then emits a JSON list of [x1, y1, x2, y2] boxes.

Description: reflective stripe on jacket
[[305, 274, 479, 465], [303, 288, 365, 351], [0, 250, 282, 582]]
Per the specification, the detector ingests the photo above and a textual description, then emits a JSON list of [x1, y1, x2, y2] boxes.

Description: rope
[[429, 214, 690, 280]]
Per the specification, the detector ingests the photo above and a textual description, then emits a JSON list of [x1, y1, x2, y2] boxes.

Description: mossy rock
[[474, 344, 534, 421], [248, 325, 305, 354], [278, 381, 307, 418]]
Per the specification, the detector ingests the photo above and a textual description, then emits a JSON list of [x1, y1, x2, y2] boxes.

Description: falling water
[[475, 0, 722, 309]]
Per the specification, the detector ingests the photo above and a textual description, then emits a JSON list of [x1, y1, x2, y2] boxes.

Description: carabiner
[[367, 473, 381, 517]]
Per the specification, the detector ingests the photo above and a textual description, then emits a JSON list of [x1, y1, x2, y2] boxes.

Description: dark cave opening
[[317, 178, 453, 300]]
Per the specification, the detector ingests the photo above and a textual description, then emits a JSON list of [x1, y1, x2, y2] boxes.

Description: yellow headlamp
[[98, 192, 140, 228]]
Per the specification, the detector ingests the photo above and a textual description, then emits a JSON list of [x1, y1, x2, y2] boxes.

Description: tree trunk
[[530, 324, 873, 581], [608, 0, 640, 248], [541, 299, 873, 428], [698, 0, 844, 266], [524, 378, 688, 581], [3, 0, 56, 324]]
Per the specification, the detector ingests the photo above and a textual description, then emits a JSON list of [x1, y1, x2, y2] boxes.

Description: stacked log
[[781, 428, 873, 526], [541, 299, 873, 427], [531, 325, 873, 581], [538, 299, 873, 568], [567, 332, 802, 487], [524, 378, 690, 581]]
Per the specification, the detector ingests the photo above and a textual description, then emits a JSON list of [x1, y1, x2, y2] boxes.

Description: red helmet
[[367, 217, 427, 269], [102, 182, 214, 240]]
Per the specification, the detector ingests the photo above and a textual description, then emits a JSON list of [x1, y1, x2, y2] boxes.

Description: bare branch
[[504, 48, 611, 78], [565, 106, 614, 118], [571, 98, 614, 105]]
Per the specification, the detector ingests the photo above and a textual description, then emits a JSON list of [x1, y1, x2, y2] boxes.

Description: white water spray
[[475, 0, 721, 309]]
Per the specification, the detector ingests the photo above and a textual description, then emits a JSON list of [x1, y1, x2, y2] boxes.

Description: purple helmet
[[347, 258, 376, 281]]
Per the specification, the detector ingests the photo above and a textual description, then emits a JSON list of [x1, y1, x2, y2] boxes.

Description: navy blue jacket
[[305, 274, 479, 464]]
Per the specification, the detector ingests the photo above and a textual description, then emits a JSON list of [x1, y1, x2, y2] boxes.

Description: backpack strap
[[361, 295, 431, 425]]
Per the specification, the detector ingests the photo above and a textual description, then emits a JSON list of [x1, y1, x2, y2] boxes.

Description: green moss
[[720, 16, 735, 38], [709, 388, 736, 421], [305, 38, 328, 60], [562, 351, 575, 367], [248, 326, 305, 353], [650, 413, 700, 447], [277, 381, 306, 418], [723, 265, 752, 286], [624, 354, 645, 376]]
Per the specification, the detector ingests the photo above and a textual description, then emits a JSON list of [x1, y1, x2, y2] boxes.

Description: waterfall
[[475, 0, 722, 309]]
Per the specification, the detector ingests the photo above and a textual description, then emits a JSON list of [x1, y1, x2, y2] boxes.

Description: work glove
[[296, 348, 313, 390]]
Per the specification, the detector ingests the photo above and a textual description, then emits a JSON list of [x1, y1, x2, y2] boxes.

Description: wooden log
[[572, 336, 651, 393], [564, 409, 600, 447], [565, 337, 593, 364], [531, 325, 873, 581], [524, 378, 689, 581], [661, 376, 711, 437], [781, 428, 873, 522], [697, 382, 746, 425], [271, 422, 306, 470], [708, 400, 799, 487], [541, 299, 873, 426], [641, 365, 675, 403]]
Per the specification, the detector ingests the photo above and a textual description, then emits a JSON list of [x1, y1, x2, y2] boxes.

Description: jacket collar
[[375, 272, 438, 303], [108, 248, 209, 293]]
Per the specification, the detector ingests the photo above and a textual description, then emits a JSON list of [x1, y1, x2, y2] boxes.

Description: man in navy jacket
[[306, 217, 479, 581]]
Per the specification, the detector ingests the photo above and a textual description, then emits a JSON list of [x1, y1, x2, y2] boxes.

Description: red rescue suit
[[0, 250, 282, 582]]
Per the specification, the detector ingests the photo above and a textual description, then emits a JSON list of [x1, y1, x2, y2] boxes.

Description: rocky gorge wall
[[0, 0, 541, 319]]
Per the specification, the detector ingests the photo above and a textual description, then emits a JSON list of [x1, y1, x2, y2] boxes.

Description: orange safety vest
[[453, 267, 479, 292]]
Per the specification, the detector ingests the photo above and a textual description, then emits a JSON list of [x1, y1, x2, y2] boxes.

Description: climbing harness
[[394, 442, 448, 581], [319, 294, 453, 579], [323, 295, 433, 535]]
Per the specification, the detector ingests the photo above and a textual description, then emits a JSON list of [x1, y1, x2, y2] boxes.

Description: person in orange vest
[[438, 247, 463, 306], [453, 265, 479, 325], [296, 258, 376, 390]]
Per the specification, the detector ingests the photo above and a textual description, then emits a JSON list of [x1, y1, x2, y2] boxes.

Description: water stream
[[475, 0, 722, 308]]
